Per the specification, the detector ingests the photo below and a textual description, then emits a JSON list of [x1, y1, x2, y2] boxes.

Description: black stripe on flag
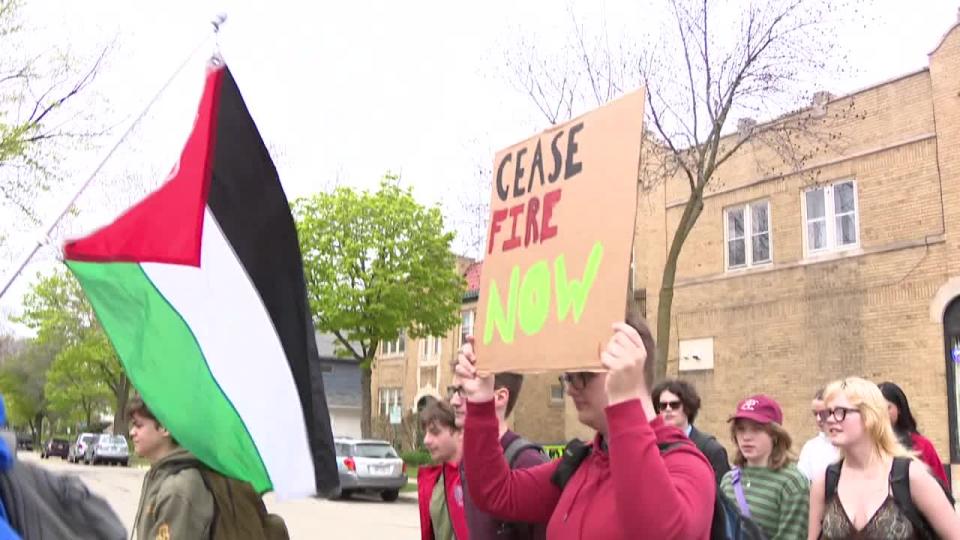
[[206, 67, 338, 495]]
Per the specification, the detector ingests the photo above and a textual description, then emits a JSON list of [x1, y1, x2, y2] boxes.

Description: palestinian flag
[[63, 61, 338, 499]]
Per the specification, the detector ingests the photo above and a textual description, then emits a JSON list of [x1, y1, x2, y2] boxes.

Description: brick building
[[558, 18, 960, 486], [371, 258, 566, 447]]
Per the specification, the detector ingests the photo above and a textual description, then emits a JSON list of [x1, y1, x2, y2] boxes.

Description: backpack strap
[[824, 460, 843, 502], [503, 436, 546, 468], [550, 439, 592, 490], [730, 468, 753, 518], [890, 457, 936, 539]]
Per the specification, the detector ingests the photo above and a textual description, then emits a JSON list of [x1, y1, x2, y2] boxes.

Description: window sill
[[677, 235, 945, 289], [725, 261, 773, 273]]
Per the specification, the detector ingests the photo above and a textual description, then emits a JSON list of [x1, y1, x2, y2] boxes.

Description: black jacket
[[688, 426, 730, 485]]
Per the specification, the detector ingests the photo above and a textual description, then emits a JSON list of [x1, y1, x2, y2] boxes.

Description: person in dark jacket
[[129, 396, 215, 540], [0, 394, 126, 540], [448, 370, 547, 540], [652, 378, 730, 484]]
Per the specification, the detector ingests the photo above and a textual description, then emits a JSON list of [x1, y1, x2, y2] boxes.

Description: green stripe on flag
[[65, 260, 271, 492]]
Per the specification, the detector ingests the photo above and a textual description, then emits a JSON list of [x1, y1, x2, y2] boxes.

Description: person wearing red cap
[[721, 394, 809, 539]]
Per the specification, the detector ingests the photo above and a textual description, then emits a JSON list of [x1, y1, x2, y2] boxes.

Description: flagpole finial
[[211, 13, 228, 33]]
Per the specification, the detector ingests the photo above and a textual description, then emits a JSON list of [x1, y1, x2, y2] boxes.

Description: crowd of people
[[417, 313, 960, 540]]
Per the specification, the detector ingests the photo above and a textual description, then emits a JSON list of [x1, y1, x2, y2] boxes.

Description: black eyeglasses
[[816, 407, 860, 423], [446, 385, 464, 399], [558, 372, 597, 392], [658, 400, 683, 412]]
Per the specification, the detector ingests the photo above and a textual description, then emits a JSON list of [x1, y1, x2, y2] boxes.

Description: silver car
[[68, 433, 98, 463], [84, 434, 130, 466], [335, 438, 407, 501]]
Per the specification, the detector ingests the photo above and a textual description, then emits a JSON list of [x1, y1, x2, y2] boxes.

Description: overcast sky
[[1, 0, 958, 331]]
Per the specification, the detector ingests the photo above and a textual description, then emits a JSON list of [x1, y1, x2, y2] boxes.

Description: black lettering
[[565, 122, 584, 180], [513, 147, 528, 198], [548, 130, 564, 183], [527, 139, 545, 193], [495, 154, 513, 201]]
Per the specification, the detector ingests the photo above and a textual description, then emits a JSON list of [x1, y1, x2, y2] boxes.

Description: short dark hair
[[419, 400, 460, 433], [625, 312, 656, 390], [128, 396, 178, 445], [494, 372, 524, 418], [651, 379, 702, 424], [127, 395, 157, 425]]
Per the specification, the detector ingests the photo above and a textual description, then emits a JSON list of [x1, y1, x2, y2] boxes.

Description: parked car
[[14, 433, 32, 451], [84, 434, 129, 466], [68, 433, 98, 463], [334, 438, 406, 501], [40, 438, 70, 460]]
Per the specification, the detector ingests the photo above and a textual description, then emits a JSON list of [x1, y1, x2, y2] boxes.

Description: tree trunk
[[360, 367, 372, 438], [31, 413, 44, 446], [112, 374, 131, 435], [654, 194, 704, 381]]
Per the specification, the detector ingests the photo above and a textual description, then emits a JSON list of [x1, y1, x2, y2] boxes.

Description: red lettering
[[502, 204, 525, 252], [541, 188, 562, 242], [524, 197, 540, 247], [487, 209, 509, 255]]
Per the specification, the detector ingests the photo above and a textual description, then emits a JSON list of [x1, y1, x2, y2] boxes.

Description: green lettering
[[517, 261, 551, 336], [483, 266, 521, 344], [554, 242, 604, 323]]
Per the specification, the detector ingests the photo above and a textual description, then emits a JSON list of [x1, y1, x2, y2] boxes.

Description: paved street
[[21, 452, 419, 539]]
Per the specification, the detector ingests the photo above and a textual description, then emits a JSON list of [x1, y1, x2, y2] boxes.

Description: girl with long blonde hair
[[808, 377, 960, 539]]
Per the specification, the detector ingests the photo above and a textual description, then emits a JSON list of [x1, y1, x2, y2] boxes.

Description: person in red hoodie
[[456, 315, 716, 540], [878, 381, 950, 488], [418, 399, 470, 540]]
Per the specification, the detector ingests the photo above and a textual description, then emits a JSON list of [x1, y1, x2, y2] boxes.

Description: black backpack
[[824, 457, 953, 540], [549, 438, 766, 540]]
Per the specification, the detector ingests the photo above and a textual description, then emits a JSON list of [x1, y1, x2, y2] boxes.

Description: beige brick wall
[[371, 299, 566, 446], [621, 22, 960, 463]]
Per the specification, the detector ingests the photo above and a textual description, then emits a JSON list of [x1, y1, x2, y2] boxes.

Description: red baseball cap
[[729, 395, 783, 425]]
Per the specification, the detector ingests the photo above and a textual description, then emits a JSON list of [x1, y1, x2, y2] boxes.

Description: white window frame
[[381, 335, 405, 357], [378, 387, 402, 417], [460, 310, 475, 346], [420, 336, 442, 365], [550, 384, 564, 404], [723, 199, 772, 271], [802, 179, 860, 257]]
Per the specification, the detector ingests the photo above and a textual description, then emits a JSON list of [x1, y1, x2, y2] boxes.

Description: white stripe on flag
[[143, 208, 316, 498]]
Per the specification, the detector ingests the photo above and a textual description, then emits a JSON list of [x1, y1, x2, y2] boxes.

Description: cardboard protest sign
[[475, 89, 645, 373]]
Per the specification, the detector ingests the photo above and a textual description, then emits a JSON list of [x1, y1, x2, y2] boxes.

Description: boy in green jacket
[[129, 397, 214, 540]]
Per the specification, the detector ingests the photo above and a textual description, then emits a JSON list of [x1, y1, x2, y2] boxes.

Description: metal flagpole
[[0, 14, 228, 300]]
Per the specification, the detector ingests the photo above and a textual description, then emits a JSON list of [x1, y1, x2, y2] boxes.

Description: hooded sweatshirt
[[133, 448, 214, 540], [463, 399, 715, 540]]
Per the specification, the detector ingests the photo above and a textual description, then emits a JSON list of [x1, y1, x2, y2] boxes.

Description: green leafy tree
[[294, 177, 465, 437], [0, 338, 56, 442], [17, 269, 130, 434], [45, 335, 112, 429]]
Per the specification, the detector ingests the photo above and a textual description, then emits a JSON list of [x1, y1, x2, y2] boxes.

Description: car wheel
[[122, 460, 129, 467], [381, 489, 400, 502], [338, 489, 353, 500]]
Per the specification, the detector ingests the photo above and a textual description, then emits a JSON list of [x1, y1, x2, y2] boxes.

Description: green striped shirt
[[720, 463, 810, 540]]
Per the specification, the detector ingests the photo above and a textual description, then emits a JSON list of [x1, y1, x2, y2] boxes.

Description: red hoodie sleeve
[[606, 399, 716, 539], [911, 433, 949, 487], [463, 399, 562, 524]]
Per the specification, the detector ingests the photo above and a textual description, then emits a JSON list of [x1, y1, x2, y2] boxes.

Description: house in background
[[316, 332, 362, 439], [371, 258, 566, 446]]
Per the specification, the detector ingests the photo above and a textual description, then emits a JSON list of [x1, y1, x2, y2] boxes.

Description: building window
[[803, 180, 859, 255], [420, 336, 442, 363], [378, 387, 402, 417], [460, 310, 475, 345], [382, 335, 405, 357], [725, 200, 771, 270], [550, 384, 564, 404]]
